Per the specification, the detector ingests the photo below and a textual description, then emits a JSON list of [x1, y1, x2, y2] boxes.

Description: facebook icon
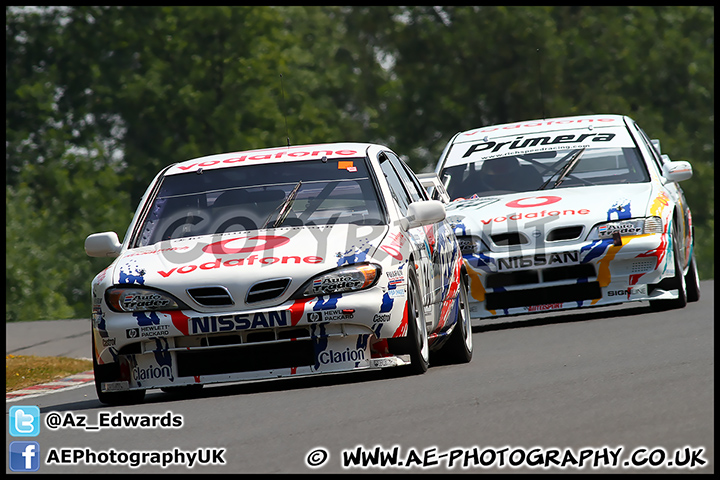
[[9, 441, 41, 472]]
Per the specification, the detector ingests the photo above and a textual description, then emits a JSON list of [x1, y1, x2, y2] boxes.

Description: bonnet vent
[[187, 286, 234, 307], [246, 278, 291, 304]]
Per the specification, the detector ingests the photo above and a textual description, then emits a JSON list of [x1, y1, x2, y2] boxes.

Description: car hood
[[445, 184, 655, 251], [110, 224, 389, 311]]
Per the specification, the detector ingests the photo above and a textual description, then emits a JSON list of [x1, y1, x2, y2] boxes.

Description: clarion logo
[[463, 132, 616, 157], [132, 365, 172, 381], [319, 347, 366, 364]]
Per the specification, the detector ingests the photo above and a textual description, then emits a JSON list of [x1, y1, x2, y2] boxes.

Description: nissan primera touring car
[[86, 142, 472, 404], [434, 114, 700, 321]]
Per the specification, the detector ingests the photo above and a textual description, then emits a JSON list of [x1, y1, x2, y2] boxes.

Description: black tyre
[[400, 268, 429, 375], [685, 253, 701, 303], [649, 224, 687, 311], [92, 334, 146, 405], [433, 272, 473, 365]]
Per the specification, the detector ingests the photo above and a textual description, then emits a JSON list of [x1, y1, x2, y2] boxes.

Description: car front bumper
[[463, 233, 676, 319], [92, 287, 412, 392]]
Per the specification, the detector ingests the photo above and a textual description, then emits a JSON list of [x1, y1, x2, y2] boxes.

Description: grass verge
[[6, 354, 93, 392]]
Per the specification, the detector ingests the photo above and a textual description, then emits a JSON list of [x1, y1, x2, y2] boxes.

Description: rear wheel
[[650, 224, 687, 311], [92, 334, 146, 405]]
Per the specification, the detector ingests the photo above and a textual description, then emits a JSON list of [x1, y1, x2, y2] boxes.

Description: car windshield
[[135, 157, 384, 247], [440, 146, 650, 201]]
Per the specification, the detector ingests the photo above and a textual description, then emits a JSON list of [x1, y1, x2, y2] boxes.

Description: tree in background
[[6, 6, 380, 321], [346, 5, 714, 280], [6, 6, 713, 321]]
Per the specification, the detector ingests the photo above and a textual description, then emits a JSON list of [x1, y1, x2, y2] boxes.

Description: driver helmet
[[481, 156, 520, 176]]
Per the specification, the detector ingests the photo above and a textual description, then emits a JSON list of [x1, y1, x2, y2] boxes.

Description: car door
[[379, 150, 458, 332], [393, 162, 462, 329], [378, 151, 436, 326], [630, 121, 692, 268]]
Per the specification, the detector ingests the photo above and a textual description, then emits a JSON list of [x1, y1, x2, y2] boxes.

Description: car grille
[[187, 286, 234, 306], [177, 339, 315, 377], [631, 259, 655, 273], [175, 326, 314, 377], [484, 263, 599, 310], [486, 264, 596, 288], [491, 232, 529, 246], [547, 226, 584, 241], [486, 282, 602, 310], [246, 278, 292, 304]]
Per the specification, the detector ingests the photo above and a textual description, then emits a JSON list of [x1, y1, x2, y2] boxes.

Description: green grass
[[6, 354, 93, 392]]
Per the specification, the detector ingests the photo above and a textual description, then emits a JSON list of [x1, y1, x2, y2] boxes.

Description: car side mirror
[[662, 161, 693, 183], [400, 200, 446, 230], [85, 232, 122, 257]]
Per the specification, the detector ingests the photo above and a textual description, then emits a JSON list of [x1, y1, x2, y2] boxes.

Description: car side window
[[380, 153, 412, 215], [385, 151, 428, 202], [631, 122, 665, 176]]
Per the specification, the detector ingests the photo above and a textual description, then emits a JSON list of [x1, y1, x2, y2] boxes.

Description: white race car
[[418, 172, 452, 204], [86, 142, 472, 404], [434, 114, 700, 321]]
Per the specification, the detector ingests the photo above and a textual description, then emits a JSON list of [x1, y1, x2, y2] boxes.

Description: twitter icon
[[9, 406, 40, 437]]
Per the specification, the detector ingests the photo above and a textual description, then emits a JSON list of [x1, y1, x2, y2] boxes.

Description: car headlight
[[105, 287, 188, 312], [590, 216, 663, 241], [298, 263, 381, 297]]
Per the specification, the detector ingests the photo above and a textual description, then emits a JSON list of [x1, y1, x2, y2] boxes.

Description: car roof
[[166, 142, 383, 175], [451, 114, 629, 144]]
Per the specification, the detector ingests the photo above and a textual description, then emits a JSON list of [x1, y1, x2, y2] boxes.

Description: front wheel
[[685, 253, 701, 303], [433, 273, 473, 365], [650, 225, 687, 311], [92, 334, 146, 405], [401, 268, 429, 375]]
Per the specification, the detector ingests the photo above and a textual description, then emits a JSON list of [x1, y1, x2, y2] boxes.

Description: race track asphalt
[[6, 318, 91, 359]]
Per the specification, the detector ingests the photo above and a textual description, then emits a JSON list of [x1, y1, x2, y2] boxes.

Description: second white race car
[[434, 114, 700, 320]]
